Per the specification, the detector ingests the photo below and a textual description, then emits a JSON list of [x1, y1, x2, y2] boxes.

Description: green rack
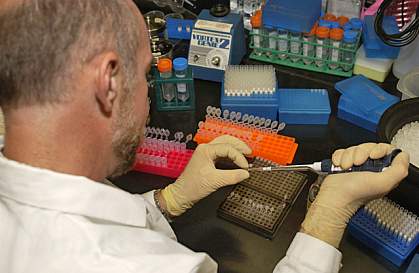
[[154, 67, 195, 111], [249, 30, 361, 77]]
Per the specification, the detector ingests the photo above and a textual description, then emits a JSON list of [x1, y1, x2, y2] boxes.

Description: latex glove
[[161, 135, 252, 216], [301, 143, 409, 249]]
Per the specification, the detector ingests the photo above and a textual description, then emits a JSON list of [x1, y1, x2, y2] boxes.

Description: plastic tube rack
[[133, 127, 194, 178], [348, 197, 419, 266], [194, 106, 298, 165]]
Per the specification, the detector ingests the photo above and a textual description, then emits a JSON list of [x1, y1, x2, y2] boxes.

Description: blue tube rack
[[348, 198, 419, 266]]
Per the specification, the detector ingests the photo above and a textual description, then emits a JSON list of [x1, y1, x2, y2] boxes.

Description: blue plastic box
[[348, 209, 419, 266], [262, 0, 322, 33], [221, 85, 279, 120], [278, 89, 331, 125], [166, 18, 195, 40], [335, 75, 399, 132], [363, 16, 400, 59]]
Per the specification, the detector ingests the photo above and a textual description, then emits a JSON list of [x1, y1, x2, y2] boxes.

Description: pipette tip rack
[[133, 127, 193, 178], [218, 157, 308, 239], [348, 197, 419, 266], [194, 106, 298, 165]]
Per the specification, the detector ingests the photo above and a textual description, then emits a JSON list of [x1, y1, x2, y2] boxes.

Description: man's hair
[[0, 0, 141, 108]]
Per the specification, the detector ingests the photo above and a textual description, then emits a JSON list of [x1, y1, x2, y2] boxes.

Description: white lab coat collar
[[0, 136, 146, 228]]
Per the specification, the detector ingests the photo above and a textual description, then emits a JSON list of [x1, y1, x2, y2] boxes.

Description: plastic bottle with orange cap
[[250, 10, 267, 56], [157, 58, 176, 102], [302, 24, 317, 65], [328, 28, 344, 70], [315, 26, 330, 67]]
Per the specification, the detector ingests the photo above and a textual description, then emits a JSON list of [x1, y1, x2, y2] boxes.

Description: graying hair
[[0, 0, 141, 108]]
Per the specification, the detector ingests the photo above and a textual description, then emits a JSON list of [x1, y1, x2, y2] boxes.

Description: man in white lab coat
[[0, 1, 409, 273]]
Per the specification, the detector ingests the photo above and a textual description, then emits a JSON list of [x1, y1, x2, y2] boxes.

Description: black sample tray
[[218, 158, 308, 239]]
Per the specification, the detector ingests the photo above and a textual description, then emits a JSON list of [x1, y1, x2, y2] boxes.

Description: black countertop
[[112, 61, 418, 273]]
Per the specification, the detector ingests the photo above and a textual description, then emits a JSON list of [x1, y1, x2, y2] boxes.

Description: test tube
[[302, 25, 317, 65], [173, 57, 189, 102], [328, 28, 343, 70], [289, 31, 301, 63], [277, 28, 289, 60], [349, 18, 362, 37], [315, 26, 330, 67], [267, 26, 278, 58], [250, 10, 265, 56], [341, 30, 357, 72], [157, 58, 176, 102]]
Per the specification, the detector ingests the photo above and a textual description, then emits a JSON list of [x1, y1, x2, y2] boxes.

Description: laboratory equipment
[[348, 197, 419, 266], [218, 157, 308, 239], [393, 35, 419, 79], [336, 75, 399, 132], [144, 10, 166, 42], [250, 10, 266, 56], [165, 14, 195, 40], [194, 106, 298, 165], [397, 67, 419, 100], [188, 6, 246, 82], [154, 58, 195, 111], [328, 28, 344, 70], [277, 29, 289, 60], [278, 89, 331, 125], [267, 26, 278, 58], [221, 65, 279, 120], [302, 26, 316, 65], [353, 45, 394, 82], [133, 127, 194, 178], [262, 0, 322, 33], [173, 57, 190, 102], [327, 0, 365, 19], [349, 17, 363, 36], [315, 26, 330, 67], [337, 16, 349, 26], [363, 15, 400, 59], [341, 30, 358, 71], [289, 31, 302, 62], [378, 98, 419, 185], [157, 58, 176, 102], [248, 148, 401, 173]]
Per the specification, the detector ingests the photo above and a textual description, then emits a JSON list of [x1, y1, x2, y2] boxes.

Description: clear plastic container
[[173, 57, 189, 102], [302, 26, 316, 65], [342, 30, 357, 72], [277, 28, 289, 60], [267, 27, 278, 58], [289, 31, 301, 63], [397, 67, 419, 100], [328, 28, 343, 70], [315, 26, 330, 67], [157, 58, 176, 102]]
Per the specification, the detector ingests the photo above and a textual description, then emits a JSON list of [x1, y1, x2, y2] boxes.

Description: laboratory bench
[[112, 61, 418, 273]]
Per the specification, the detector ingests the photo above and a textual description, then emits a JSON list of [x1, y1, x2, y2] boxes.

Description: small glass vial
[[173, 57, 189, 102], [342, 30, 357, 72], [328, 28, 343, 70], [302, 25, 317, 65], [289, 31, 301, 62], [277, 28, 289, 60], [267, 27, 278, 58], [157, 58, 176, 102], [315, 26, 330, 67]]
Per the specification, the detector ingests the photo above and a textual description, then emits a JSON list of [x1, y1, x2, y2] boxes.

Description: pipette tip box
[[278, 89, 331, 125], [363, 16, 400, 59], [262, 0, 322, 33], [348, 198, 419, 266], [335, 75, 399, 132]]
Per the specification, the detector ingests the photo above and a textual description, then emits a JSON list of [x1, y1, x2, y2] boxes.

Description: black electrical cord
[[374, 0, 419, 47]]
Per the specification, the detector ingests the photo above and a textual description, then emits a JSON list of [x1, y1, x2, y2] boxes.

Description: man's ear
[[94, 52, 120, 114]]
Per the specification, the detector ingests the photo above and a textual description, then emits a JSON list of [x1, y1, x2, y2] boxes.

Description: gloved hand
[[301, 143, 409, 249], [160, 135, 252, 216]]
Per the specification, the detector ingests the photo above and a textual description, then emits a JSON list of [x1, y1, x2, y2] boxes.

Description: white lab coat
[[0, 138, 342, 273]]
